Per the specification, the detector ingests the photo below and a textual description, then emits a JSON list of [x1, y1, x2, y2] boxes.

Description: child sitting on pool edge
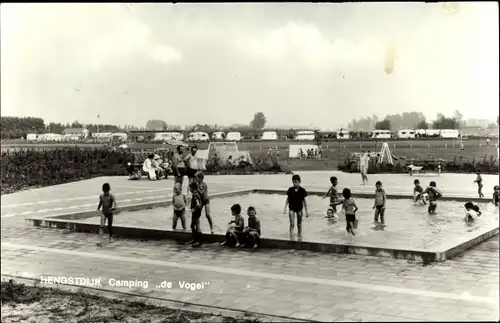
[[221, 204, 245, 247], [464, 202, 482, 222], [242, 206, 261, 249]]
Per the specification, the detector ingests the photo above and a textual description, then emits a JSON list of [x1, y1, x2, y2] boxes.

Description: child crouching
[[242, 206, 261, 249], [464, 202, 482, 222]]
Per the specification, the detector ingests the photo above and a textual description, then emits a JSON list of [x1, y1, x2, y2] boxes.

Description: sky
[[1, 2, 498, 130]]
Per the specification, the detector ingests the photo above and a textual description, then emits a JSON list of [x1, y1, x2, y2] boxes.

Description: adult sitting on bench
[[143, 154, 160, 180], [152, 154, 166, 180]]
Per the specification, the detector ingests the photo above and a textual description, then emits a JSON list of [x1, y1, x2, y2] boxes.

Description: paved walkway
[[1, 171, 499, 321]]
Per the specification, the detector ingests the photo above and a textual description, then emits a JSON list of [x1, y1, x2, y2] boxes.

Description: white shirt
[[142, 159, 153, 172]]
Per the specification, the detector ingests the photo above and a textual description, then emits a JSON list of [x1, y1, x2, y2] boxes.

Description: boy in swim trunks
[[196, 172, 214, 234], [243, 206, 261, 249], [413, 179, 426, 205], [221, 204, 245, 247], [474, 170, 484, 198], [172, 183, 187, 231], [188, 182, 203, 247], [493, 185, 499, 206], [323, 176, 339, 218], [97, 183, 117, 247], [373, 181, 386, 224], [423, 181, 442, 214], [283, 174, 308, 239]]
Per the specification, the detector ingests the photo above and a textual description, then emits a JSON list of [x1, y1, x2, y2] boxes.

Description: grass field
[[2, 139, 497, 171]]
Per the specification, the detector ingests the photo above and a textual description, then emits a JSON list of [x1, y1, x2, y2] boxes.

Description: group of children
[[95, 171, 499, 246]]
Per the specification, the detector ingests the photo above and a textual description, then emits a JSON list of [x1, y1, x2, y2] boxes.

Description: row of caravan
[[372, 129, 460, 139]]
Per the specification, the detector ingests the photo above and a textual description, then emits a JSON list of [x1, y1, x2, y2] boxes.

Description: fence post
[[445, 144, 447, 149], [326, 144, 328, 149], [410, 143, 412, 149], [394, 144, 396, 149], [428, 143, 430, 149], [260, 145, 262, 150], [360, 144, 362, 149], [479, 143, 482, 148]]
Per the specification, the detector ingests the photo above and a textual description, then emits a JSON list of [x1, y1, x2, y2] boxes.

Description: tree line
[[348, 110, 497, 132]]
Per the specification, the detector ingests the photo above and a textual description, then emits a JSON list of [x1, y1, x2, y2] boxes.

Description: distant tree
[[250, 112, 267, 129], [432, 113, 460, 129], [415, 120, 429, 129], [487, 123, 498, 130], [71, 121, 83, 128], [375, 119, 391, 130], [145, 119, 168, 131], [453, 110, 465, 127]]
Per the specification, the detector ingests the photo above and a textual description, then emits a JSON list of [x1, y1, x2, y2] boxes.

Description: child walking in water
[[196, 172, 214, 234], [423, 181, 442, 214], [97, 183, 117, 247], [373, 181, 386, 225], [172, 183, 187, 231], [323, 176, 339, 218], [474, 170, 484, 198], [333, 188, 359, 235], [284, 174, 308, 239]]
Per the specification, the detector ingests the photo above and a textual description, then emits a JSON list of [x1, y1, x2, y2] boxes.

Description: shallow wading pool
[[79, 194, 499, 250]]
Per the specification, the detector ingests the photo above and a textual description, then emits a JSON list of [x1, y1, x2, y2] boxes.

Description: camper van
[[295, 130, 315, 141], [262, 131, 278, 141], [372, 130, 392, 139], [226, 132, 242, 141], [439, 129, 460, 139], [397, 129, 416, 139], [211, 132, 225, 141], [37, 133, 63, 142], [337, 130, 350, 140], [188, 132, 210, 142], [26, 133, 37, 141], [92, 132, 113, 139]]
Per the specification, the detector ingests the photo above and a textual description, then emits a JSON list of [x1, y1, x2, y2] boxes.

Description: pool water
[[81, 194, 499, 250]]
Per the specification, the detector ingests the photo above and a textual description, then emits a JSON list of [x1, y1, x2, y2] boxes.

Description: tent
[[378, 142, 394, 165]]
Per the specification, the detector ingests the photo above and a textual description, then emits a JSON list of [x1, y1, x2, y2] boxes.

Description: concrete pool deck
[[2, 171, 499, 321]]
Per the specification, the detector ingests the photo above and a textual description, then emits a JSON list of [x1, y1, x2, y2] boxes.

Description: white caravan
[[439, 129, 460, 139], [295, 130, 315, 141], [262, 131, 278, 140], [188, 132, 210, 142], [397, 129, 416, 139], [226, 132, 242, 141], [337, 130, 350, 140], [211, 132, 225, 140], [372, 130, 392, 139]]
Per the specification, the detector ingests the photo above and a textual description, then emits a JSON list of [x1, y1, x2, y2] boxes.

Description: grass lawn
[[1, 279, 262, 323]]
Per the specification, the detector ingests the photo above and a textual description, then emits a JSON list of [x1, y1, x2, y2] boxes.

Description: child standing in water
[[493, 185, 499, 206], [172, 183, 187, 231], [196, 172, 214, 234], [97, 183, 117, 247], [423, 181, 442, 214], [322, 176, 339, 218], [283, 174, 308, 239], [373, 181, 386, 225], [474, 170, 484, 198], [413, 179, 426, 205], [188, 182, 203, 247], [333, 188, 359, 235]]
